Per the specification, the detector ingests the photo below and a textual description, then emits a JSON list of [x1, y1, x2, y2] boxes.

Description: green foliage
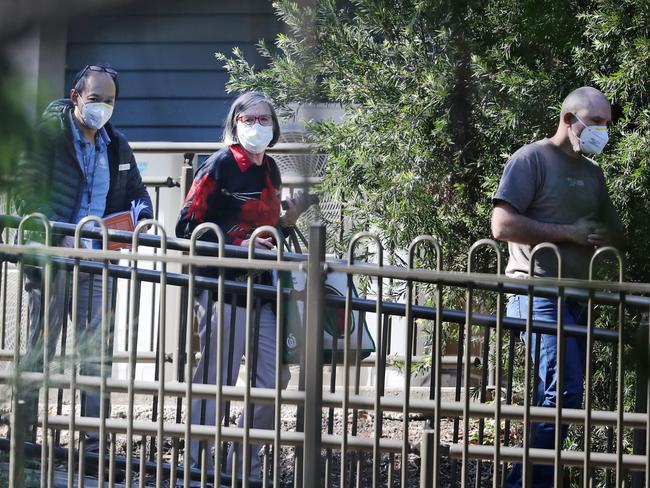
[[216, 6, 650, 470], [0, 55, 31, 195], [574, 0, 650, 282], [216, 0, 649, 281]]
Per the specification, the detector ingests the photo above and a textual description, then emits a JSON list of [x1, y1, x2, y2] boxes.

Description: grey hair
[[222, 92, 280, 147], [560, 86, 609, 120]]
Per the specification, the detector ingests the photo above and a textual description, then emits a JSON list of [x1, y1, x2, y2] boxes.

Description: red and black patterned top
[[176, 144, 282, 247]]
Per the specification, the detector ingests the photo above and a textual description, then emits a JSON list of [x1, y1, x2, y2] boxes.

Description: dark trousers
[[20, 268, 113, 439]]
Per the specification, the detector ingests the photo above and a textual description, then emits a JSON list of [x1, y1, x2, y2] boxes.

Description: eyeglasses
[[85, 65, 117, 77], [236, 114, 273, 127], [73, 65, 118, 87]]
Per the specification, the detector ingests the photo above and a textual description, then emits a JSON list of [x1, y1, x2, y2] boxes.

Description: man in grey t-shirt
[[491, 87, 623, 488]]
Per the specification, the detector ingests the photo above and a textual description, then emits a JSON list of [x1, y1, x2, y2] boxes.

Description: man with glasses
[[491, 86, 624, 487], [16, 64, 152, 450]]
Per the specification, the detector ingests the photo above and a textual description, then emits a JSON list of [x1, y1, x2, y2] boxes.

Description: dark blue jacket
[[16, 99, 153, 226]]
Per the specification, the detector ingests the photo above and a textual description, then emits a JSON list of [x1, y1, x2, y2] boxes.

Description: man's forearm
[[492, 208, 573, 246]]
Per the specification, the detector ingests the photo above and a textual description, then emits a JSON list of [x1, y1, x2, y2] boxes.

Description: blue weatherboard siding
[[65, 0, 281, 142]]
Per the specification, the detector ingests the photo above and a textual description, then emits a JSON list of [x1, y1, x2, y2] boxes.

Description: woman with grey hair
[[176, 92, 300, 483]]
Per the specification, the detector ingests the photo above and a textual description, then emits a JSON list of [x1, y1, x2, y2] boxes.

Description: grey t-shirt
[[493, 139, 622, 279]]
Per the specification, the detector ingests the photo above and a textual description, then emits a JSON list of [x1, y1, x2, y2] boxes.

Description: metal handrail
[[130, 142, 317, 154], [2, 215, 643, 302], [142, 174, 319, 189], [0, 247, 626, 343]]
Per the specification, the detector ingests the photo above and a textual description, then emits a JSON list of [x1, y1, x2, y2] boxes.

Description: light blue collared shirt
[[69, 111, 111, 224]]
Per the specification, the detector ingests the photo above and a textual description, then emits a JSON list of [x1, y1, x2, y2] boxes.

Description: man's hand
[[570, 217, 610, 246], [241, 237, 275, 250], [62, 235, 92, 248]]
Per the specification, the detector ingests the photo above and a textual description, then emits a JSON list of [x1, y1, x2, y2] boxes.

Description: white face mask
[[237, 122, 273, 154], [571, 114, 609, 155], [78, 98, 114, 130]]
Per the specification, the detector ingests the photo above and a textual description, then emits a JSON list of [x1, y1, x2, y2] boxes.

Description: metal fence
[[0, 215, 648, 488]]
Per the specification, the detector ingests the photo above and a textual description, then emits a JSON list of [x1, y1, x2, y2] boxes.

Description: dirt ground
[[1, 398, 514, 487]]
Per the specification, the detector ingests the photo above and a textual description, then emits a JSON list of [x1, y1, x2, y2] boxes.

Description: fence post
[[303, 223, 326, 487], [179, 153, 195, 202], [419, 429, 434, 488], [631, 313, 648, 488], [9, 371, 26, 488]]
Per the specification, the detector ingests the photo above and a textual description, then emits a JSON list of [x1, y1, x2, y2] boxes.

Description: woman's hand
[[281, 198, 300, 227], [241, 237, 275, 250], [280, 192, 318, 228]]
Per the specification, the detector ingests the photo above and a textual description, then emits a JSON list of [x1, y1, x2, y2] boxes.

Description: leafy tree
[[574, 0, 650, 282], [218, 0, 649, 280], [0, 55, 31, 197], [217, 1, 650, 483]]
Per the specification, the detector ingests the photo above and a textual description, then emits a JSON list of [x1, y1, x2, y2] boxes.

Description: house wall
[[64, 0, 282, 141]]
